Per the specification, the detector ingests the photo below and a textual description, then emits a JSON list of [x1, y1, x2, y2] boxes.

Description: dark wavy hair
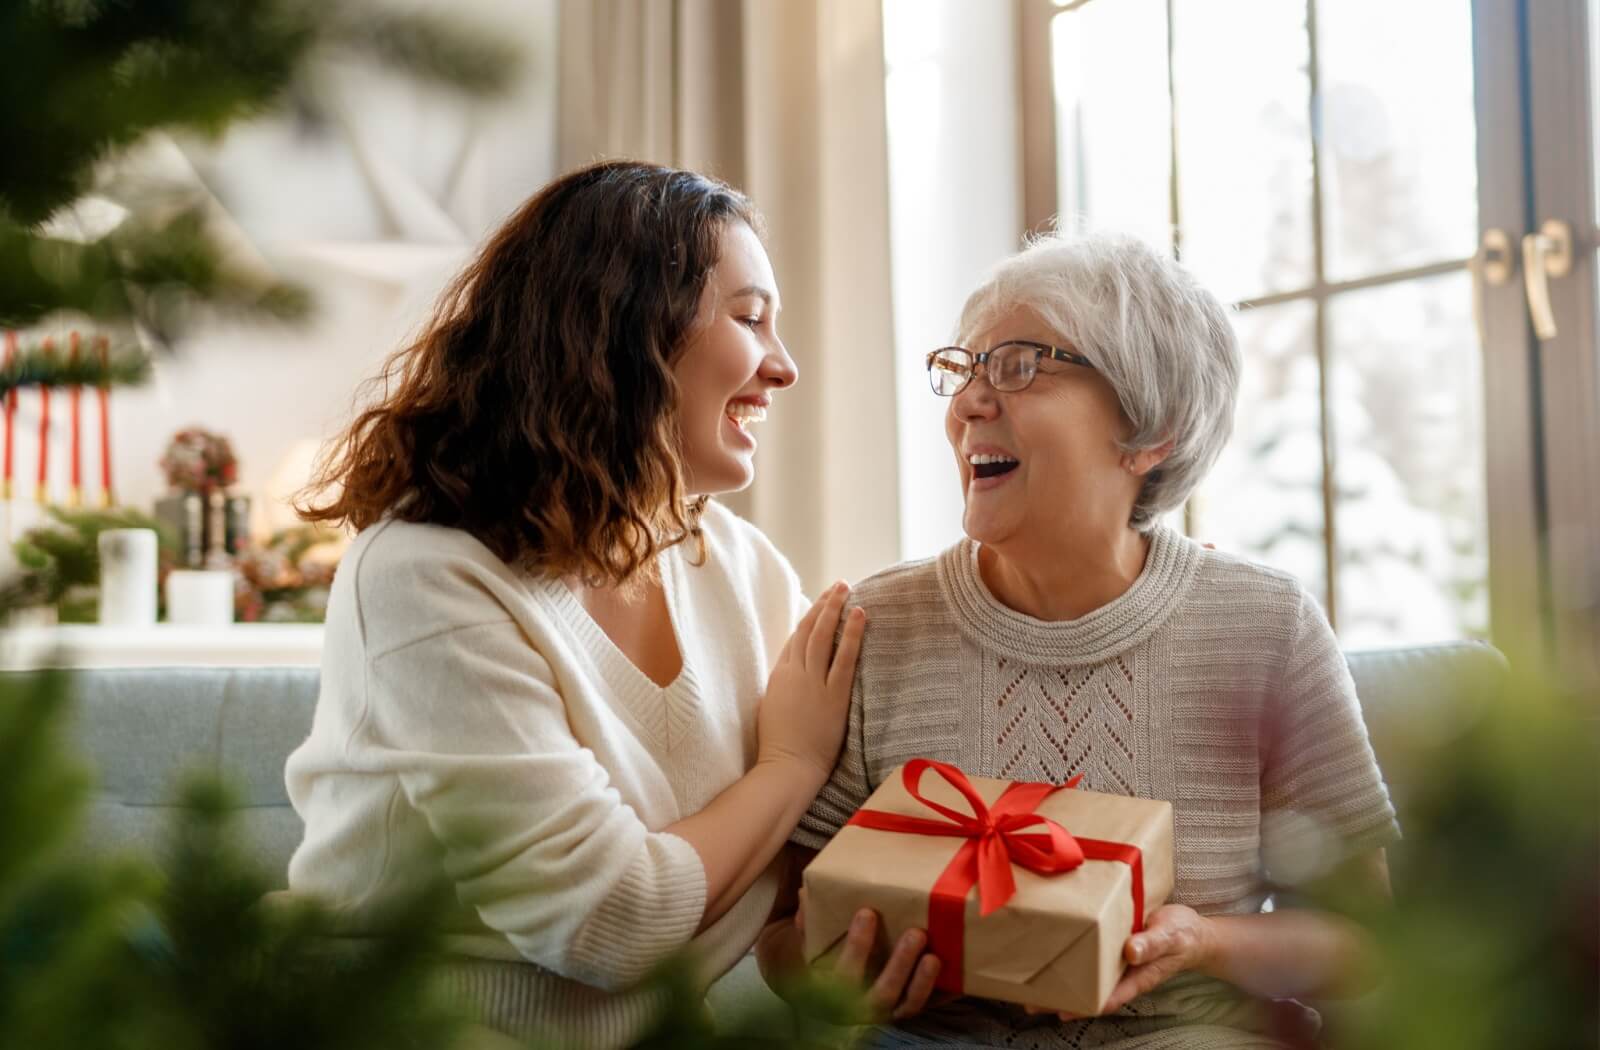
[[299, 160, 761, 585]]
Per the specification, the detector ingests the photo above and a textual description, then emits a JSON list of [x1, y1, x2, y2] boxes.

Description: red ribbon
[[845, 758, 1146, 995]]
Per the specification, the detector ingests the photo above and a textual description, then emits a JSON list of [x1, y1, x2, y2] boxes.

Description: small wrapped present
[[802, 759, 1175, 1017]]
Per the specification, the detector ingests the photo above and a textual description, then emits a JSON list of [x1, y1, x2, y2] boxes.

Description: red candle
[[68, 331, 82, 507], [3, 331, 15, 501], [97, 336, 112, 506], [36, 338, 51, 504]]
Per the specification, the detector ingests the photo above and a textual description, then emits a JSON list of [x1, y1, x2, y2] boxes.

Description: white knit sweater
[[282, 501, 806, 1047]]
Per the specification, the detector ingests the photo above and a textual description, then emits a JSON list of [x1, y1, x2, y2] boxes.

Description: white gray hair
[[956, 228, 1242, 531]]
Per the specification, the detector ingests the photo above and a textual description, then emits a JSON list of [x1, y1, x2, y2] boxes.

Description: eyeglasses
[[925, 340, 1095, 397]]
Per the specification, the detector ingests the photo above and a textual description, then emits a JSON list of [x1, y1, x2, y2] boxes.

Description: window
[[1026, 0, 1487, 645]]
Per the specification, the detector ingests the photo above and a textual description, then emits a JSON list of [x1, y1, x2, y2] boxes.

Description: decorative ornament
[[159, 427, 239, 494]]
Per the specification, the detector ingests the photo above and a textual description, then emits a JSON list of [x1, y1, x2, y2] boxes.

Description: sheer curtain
[[557, 0, 901, 591]]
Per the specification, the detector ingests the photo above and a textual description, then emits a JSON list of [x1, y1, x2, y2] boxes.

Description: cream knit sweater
[[283, 502, 806, 1048], [794, 526, 1400, 1050]]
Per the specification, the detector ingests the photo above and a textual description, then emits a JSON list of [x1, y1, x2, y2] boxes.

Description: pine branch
[[0, 0, 519, 340], [9, 507, 174, 613], [0, 0, 521, 227], [1, 210, 311, 338], [0, 671, 88, 903], [0, 341, 152, 397], [144, 779, 472, 1050], [0, 672, 475, 1050]]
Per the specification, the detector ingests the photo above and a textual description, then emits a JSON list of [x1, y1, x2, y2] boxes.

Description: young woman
[[283, 160, 866, 1047]]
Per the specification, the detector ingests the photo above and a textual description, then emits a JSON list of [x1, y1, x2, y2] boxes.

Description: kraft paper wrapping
[[802, 764, 1175, 1017]]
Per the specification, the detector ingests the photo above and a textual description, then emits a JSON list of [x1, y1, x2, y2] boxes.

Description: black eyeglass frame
[[924, 339, 1096, 396]]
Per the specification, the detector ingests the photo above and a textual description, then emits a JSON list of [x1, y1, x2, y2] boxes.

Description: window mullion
[[1304, 0, 1338, 630]]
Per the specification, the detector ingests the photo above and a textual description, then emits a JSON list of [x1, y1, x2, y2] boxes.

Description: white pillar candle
[[97, 528, 158, 626], [165, 569, 236, 627]]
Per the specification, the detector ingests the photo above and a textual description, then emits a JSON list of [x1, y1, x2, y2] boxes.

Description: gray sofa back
[[31, 641, 1506, 889], [57, 665, 318, 886]]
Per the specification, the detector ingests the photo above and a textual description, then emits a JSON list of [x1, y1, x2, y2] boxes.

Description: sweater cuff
[[562, 830, 707, 989]]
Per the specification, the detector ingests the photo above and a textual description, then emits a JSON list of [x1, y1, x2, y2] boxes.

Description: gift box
[[802, 759, 1175, 1017]]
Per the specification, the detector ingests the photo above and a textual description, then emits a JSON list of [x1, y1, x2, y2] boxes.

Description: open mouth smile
[[726, 400, 768, 432], [968, 451, 1020, 480]]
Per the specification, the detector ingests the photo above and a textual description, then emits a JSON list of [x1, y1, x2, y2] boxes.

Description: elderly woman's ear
[[1122, 438, 1175, 478]]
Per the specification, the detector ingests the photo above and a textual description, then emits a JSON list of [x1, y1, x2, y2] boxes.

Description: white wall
[[78, 0, 559, 538], [883, 0, 1024, 562]]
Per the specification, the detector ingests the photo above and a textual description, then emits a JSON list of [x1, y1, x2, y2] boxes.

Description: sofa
[[27, 641, 1509, 1023]]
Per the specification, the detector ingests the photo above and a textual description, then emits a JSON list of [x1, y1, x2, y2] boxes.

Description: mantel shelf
[[0, 624, 324, 669]]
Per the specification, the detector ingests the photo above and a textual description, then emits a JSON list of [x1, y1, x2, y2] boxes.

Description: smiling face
[[672, 221, 797, 496], [945, 305, 1147, 551]]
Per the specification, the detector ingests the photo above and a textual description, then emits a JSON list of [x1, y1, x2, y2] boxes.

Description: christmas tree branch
[[0, 0, 517, 341], [0, 1, 521, 227], [0, 342, 151, 398], [1, 211, 311, 338]]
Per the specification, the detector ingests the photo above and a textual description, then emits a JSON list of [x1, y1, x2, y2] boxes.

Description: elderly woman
[[758, 231, 1398, 1049]]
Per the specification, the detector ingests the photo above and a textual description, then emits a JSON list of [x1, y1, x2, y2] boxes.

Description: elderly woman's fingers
[[832, 908, 878, 983], [1102, 953, 1188, 1014], [1124, 904, 1208, 966], [805, 582, 851, 672], [1025, 1003, 1081, 1022], [891, 953, 943, 1021], [1126, 925, 1174, 965], [865, 927, 927, 1018]]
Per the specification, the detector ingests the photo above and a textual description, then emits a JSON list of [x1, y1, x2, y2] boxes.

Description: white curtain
[[557, 0, 901, 592]]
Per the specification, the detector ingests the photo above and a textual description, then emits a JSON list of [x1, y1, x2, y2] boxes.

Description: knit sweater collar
[[530, 545, 703, 718], [936, 524, 1205, 667]]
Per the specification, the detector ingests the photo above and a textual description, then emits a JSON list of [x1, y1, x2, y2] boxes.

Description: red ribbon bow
[[845, 758, 1146, 994]]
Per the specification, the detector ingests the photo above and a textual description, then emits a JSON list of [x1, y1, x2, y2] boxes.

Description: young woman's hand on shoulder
[[668, 581, 864, 931], [756, 581, 866, 788]]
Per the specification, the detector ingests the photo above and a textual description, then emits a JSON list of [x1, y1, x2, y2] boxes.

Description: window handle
[[1521, 219, 1574, 341], [1471, 228, 1514, 349]]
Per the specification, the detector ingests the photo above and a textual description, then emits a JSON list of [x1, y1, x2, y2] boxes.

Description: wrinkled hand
[[1027, 904, 1216, 1021], [798, 893, 944, 1023]]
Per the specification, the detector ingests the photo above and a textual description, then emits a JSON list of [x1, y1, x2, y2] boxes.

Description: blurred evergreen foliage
[[10, 505, 174, 620], [1319, 659, 1598, 1050], [9, 4, 1588, 1048], [0, 0, 522, 351], [0, 665, 474, 1050]]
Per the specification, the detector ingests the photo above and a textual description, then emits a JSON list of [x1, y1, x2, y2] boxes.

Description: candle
[[165, 569, 236, 626], [97, 527, 158, 626], [36, 338, 51, 505], [69, 331, 82, 507], [97, 336, 112, 506], [3, 330, 15, 502]]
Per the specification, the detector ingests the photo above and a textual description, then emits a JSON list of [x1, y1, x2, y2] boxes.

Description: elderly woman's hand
[[1100, 904, 1217, 1013], [1026, 904, 1216, 1021], [813, 905, 945, 1022], [802, 890, 949, 1023], [760, 890, 945, 1024]]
